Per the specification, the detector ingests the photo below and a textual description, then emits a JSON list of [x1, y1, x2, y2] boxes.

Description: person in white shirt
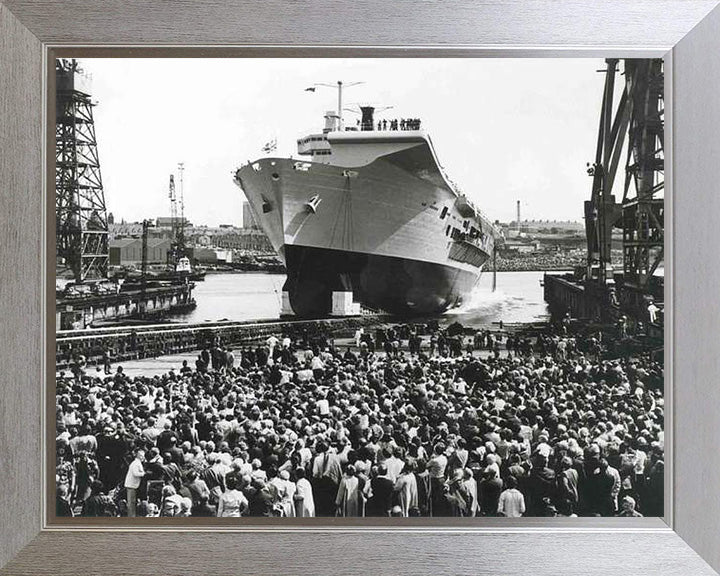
[[266, 335, 279, 356], [461, 468, 479, 517], [316, 393, 330, 416], [217, 475, 248, 517], [311, 355, 325, 381], [294, 467, 315, 517], [647, 300, 660, 323], [452, 378, 467, 396], [383, 447, 404, 483], [124, 449, 145, 517], [606, 460, 622, 513], [498, 475, 526, 518]]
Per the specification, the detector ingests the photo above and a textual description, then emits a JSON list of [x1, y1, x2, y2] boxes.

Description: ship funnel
[[360, 106, 375, 131]]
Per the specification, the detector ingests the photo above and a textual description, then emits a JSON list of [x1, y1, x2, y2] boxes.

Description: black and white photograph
[[54, 57, 665, 520]]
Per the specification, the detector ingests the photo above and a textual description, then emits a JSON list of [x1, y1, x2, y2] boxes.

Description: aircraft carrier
[[234, 93, 497, 318]]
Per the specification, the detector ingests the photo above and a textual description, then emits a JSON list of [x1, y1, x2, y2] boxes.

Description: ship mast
[[309, 80, 364, 130]]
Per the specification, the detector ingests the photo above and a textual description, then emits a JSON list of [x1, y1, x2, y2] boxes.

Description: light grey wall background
[[3, 531, 720, 576], [0, 2, 43, 570], [2, 0, 718, 46], [673, 4, 720, 571], [1, 0, 720, 574]]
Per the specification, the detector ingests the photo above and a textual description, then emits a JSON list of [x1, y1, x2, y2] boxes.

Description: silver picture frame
[[1, 0, 720, 574]]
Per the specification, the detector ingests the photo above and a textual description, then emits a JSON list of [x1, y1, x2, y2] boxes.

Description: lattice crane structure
[[55, 58, 109, 283], [584, 58, 664, 312], [166, 162, 188, 270]]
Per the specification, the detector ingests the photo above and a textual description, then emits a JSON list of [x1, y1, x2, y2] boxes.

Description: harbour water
[[174, 270, 553, 327], [108, 270, 553, 378]]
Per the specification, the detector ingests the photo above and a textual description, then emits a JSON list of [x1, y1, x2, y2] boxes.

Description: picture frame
[[2, 1, 720, 574]]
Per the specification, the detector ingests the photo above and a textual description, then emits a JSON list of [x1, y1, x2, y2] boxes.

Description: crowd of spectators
[[55, 320, 664, 519], [360, 118, 422, 132], [495, 251, 585, 272]]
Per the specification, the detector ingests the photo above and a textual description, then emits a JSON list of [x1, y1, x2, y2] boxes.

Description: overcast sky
[[78, 58, 607, 226]]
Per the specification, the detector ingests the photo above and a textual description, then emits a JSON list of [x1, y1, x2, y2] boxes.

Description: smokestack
[[516, 200, 521, 233], [359, 106, 375, 131]]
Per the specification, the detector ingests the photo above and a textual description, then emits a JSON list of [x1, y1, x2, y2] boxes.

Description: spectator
[[217, 475, 248, 517], [124, 449, 145, 517], [54, 320, 664, 519], [498, 475, 526, 518]]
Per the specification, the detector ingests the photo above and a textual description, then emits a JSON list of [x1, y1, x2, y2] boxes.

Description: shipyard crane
[[55, 58, 109, 283], [167, 163, 188, 270], [583, 58, 664, 318], [167, 173, 179, 264]]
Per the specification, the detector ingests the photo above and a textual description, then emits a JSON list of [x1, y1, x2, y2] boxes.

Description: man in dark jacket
[[479, 467, 503, 516], [96, 425, 127, 490], [248, 478, 278, 516], [523, 454, 556, 516], [366, 464, 394, 516]]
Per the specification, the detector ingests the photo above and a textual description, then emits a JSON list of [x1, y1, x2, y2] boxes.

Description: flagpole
[[337, 80, 343, 131]]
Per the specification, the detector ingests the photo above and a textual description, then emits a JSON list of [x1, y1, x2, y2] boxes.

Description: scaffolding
[[55, 58, 109, 283]]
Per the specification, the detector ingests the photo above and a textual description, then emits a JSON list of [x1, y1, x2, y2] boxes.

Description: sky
[[77, 58, 607, 227]]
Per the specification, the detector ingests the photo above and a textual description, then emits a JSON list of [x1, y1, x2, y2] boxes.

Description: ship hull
[[235, 134, 495, 318], [283, 244, 479, 317]]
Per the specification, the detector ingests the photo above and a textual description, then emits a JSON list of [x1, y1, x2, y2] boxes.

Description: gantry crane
[[584, 58, 664, 318]]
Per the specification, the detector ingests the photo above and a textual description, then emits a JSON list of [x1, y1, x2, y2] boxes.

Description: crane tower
[[584, 58, 664, 312], [55, 59, 109, 283], [167, 163, 188, 269]]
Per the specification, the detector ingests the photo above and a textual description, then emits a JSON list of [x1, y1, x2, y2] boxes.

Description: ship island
[[234, 84, 497, 318]]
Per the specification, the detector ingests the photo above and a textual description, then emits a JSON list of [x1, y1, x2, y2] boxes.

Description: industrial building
[[108, 237, 171, 266], [156, 216, 191, 228], [215, 229, 273, 252]]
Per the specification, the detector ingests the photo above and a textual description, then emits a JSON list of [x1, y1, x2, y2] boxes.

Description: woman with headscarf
[[273, 469, 296, 518], [461, 468, 479, 517], [178, 497, 193, 517], [294, 467, 315, 517], [335, 464, 362, 517], [445, 468, 472, 517], [160, 484, 184, 517], [394, 461, 419, 517], [55, 444, 76, 514]]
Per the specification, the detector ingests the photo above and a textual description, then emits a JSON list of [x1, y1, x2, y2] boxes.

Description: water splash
[[444, 271, 549, 328], [447, 284, 508, 316]]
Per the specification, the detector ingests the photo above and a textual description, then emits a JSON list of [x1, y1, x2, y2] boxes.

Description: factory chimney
[[516, 200, 521, 233]]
